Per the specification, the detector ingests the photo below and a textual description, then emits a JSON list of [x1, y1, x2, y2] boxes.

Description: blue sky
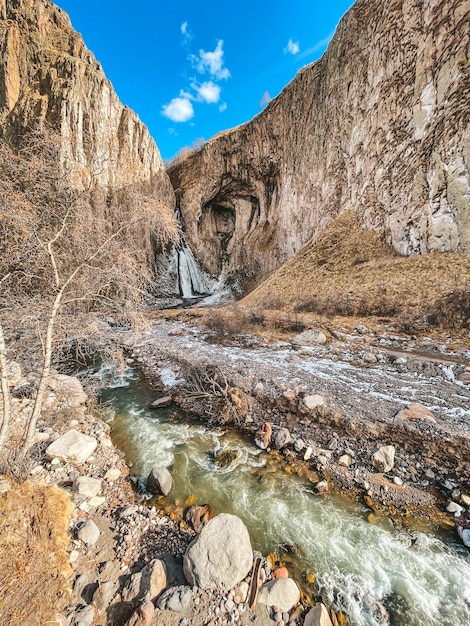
[[56, 1, 355, 161]]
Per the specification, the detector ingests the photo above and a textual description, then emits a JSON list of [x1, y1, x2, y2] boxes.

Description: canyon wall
[[169, 0, 469, 283], [0, 0, 174, 208]]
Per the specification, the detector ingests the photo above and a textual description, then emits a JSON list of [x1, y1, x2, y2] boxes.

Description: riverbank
[[1, 307, 470, 626], [121, 307, 470, 533]]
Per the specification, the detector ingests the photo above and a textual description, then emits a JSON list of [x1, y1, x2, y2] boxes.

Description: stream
[[100, 367, 470, 626]]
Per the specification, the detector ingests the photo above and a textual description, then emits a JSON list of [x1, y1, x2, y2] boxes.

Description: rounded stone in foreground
[[147, 466, 172, 496], [258, 577, 300, 612], [183, 513, 253, 591]]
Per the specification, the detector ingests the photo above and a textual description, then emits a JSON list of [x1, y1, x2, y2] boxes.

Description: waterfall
[[157, 207, 209, 300], [176, 245, 207, 298]]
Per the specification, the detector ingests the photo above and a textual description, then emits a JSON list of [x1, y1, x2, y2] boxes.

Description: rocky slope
[[168, 0, 470, 285], [0, 0, 174, 205]]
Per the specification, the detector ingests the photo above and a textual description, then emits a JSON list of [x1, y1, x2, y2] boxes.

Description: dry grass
[[0, 481, 73, 626], [242, 212, 470, 335]]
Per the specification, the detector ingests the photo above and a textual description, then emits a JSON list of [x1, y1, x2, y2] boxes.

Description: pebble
[[446, 501, 464, 517], [393, 476, 403, 486]]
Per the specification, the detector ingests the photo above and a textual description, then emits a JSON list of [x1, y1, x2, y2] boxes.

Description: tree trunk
[[0, 324, 12, 449], [21, 289, 63, 455]]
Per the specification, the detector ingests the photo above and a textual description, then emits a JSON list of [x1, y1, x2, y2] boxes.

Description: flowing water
[[100, 368, 470, 626]]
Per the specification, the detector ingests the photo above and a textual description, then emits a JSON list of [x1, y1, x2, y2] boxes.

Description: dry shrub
[[425, 289, 470, 330], [0, 481, 73, 625]]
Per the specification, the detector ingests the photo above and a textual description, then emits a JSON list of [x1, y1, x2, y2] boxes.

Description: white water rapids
[[100, 369, 470, 626]]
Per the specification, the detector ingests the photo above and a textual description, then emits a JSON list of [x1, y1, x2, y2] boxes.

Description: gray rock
[[446, 501, 464, 517], [46, 429, 97, 465], [93, 580, 119, 613], [73, 476, 102, 498], [304, 603, 333, 626], [156, 585, 193, 612], [150, 396, 172, 409], [372, 445, 395, 473], [273, 428, 292, 450], [77, 520, 100, 546], [121, 505, 139, 518], [292, 329, 327, 346], [122, 559, 167, 604], [147, 466, 172, 496], [294, 438, 305, 452], [457, 527, 470, 548], [74, 604, 95, 626], [258, 578, 300, 612], [184, 513, 253, 591]]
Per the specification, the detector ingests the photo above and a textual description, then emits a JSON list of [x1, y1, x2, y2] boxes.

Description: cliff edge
[[168, 0, 469, 284]]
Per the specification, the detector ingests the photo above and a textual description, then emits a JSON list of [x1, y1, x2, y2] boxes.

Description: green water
[[100, 368, 470, 626]]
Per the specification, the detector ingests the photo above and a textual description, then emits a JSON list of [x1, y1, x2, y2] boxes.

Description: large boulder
[[258, 578, 300, 612], [46, 429, 97, 464], [292, 329, 327, 346], [183, 513, 253, 591], [147, 466, 172, 496], [372, 445, 395, 473]]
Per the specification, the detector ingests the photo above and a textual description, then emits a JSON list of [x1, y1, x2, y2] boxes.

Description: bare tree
[[0, 128, 176, 455]]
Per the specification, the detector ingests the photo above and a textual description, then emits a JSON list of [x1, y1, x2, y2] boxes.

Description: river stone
[[156, 585, 193, 612], [273, 428, 292, 450], [73, 476, 102, 498], [304, 603, 334, 626], [457, 527, 470, 548], [258, 578, 300, 612], [184, 504, 215, 533], [304, 395, 325, 410], [292, 329, 327, 346], [149, 396, 172, 409], [372, 445, 395, 473], [446, 501, 464, 517], [255, 422, 272, 450], [147, 466, 172, 496], [46, 429, 97, 464], [122, 559, 167, 604], [77, 520, 100, 546], [394, 403, 436, 424], [183, 513, 253, 591]]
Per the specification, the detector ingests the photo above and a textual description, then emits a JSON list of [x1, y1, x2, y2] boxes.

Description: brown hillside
[[242, 212, 470, 331]]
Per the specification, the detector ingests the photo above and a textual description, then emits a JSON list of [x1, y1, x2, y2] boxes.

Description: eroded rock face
[[0, 0, 174, 205], [169, 0, 469, 286]]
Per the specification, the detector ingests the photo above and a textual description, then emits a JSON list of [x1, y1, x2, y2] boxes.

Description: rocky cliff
[[168, 0, 469, 284], [0, 0, 174, 207]]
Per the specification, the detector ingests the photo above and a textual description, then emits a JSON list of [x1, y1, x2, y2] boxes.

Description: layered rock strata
[[169, 0, 470, 283], [0, 0, 174, 206]]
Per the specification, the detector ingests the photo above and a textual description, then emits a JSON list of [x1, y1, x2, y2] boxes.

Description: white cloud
[[194, 81, 221, 104], [181, 21, 188, 35], [162, 97, 194, 122], [196, 40, 230, 80], [259, 91, 272, 109], [219, 102, 227, 112], [284, 38, 300, 55]]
